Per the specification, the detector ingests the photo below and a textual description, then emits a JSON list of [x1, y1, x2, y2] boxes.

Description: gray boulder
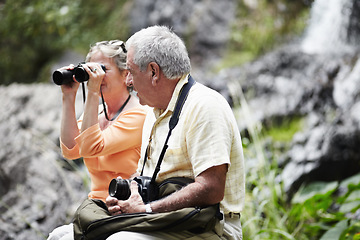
[[0, 84, 87, 240], [129, 0, 236, 68], [223, 44, 360, 196]]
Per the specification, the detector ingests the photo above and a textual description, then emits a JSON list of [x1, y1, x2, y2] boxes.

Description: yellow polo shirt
[[137, 75, 245, 214]]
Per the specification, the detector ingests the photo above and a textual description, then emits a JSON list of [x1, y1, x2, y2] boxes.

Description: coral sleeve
[[75, 108, 146, 158], [60, 140, 81, 160]]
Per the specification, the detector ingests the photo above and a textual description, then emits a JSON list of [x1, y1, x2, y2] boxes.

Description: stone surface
[[223, 44, 360, 196], [0, 84, 87, 240]]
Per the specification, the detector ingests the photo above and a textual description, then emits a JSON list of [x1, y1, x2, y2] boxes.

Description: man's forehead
[[126, 58, 135, 70], [126, 48, 135, 68]]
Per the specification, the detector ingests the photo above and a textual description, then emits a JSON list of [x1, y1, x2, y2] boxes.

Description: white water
[[301, 0, 353, 54]]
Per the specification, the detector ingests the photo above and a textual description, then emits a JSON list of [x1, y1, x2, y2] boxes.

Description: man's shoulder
[[189, 82, 230, 108]]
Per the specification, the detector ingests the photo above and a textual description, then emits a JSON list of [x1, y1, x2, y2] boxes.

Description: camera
[[108, 176, 159, 203], [52, 63, 106, 85]]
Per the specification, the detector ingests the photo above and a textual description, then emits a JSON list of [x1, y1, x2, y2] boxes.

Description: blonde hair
[[85, 40, 127, 70]]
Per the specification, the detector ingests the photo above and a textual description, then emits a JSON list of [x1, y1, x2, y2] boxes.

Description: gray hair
[[126, 26, 191, 79], [85, 40, 127, 70]]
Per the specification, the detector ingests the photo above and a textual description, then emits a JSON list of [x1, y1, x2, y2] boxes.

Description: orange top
[[60, 106, 147, 202]]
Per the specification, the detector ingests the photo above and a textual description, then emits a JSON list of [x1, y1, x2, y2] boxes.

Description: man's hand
[[105, 195, 121, 215], [106, 181, 146, 215]]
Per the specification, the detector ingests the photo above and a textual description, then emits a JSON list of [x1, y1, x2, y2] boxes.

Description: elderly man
[[106, 25, 245, 239]]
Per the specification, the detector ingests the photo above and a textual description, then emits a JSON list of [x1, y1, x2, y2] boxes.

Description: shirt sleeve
[[75, 108, 146, 158], [186, 93, 233, 177], [60, 139, 81, 160]]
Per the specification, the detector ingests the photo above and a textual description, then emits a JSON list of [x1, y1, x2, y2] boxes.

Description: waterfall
[[301, 0, 356, 54]]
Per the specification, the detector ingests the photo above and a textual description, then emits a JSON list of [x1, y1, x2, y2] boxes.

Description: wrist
[[87, 87, 100, 95], [62, 92, 76, 100], [145, 203, 152, 213]]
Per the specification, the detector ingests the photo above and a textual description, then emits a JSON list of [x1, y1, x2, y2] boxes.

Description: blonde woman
[[48, 40, 147, 240]]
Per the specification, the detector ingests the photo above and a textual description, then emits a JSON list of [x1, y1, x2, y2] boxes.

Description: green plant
[[263, 116, 304, 142], [290, 174, 360, 239], [229, 80, 300, 239], [228, 79, 360, 240], [0, 0, 130, 85], [216, 0, 310, 70]]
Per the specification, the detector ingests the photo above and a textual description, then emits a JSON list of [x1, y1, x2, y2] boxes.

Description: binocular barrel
[[52, 64, 106, 85]]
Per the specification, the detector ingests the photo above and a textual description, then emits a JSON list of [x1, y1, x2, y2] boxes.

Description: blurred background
[[1, 0, 360, 239]]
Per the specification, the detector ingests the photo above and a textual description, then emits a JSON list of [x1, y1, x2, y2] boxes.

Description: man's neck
[[157, 77, 181, 111]]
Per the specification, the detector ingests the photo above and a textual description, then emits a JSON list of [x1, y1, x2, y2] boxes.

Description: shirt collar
[[153, 74, 189, 119]]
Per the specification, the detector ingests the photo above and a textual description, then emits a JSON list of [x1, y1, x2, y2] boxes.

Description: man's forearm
[[150, 164, 227, 213]]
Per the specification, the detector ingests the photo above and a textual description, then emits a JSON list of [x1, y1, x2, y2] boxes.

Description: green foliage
[[264, 116, 305, 142], [229, 80, 360, 239], [292, 181, 338, 204], [240, 120, 360, 240], [0, 0, 130, 85], [218, 0, 311, 69], [1, 0, 311, 84], [289, 174, 360, 239]]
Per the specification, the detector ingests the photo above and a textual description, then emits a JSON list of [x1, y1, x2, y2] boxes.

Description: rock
[[0, 84, 87, 240], [129, 0, 236, 69], [224, 42, 360, 197]]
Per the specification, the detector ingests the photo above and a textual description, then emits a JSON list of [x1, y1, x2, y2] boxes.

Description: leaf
[[346, 190, 360, 202], [338, 200, 360, 213], [258, 228, 297, 240], [292, 181, 338, 204], [319, 220, 349, 240], [339, 173, 360, 189], [354, 233, 360, 240]]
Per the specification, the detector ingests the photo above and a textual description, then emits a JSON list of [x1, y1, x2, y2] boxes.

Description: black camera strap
[[82, 83, 86, 103], [140, 75, 196, 183]]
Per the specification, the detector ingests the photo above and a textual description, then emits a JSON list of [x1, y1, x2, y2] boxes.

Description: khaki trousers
[[47, 216, 242, 240], [106, 216, 242, 240]]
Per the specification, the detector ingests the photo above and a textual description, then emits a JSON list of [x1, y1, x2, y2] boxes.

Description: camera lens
[[109, 179, 131, 200]]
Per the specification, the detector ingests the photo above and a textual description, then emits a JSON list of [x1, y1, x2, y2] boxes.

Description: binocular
[[52, 63, 106, 85]]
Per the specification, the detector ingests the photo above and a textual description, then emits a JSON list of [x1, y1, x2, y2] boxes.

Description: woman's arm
[[60, 93, 80, 149], [60, 65, 80, 149], [80, 63, 104, 132]]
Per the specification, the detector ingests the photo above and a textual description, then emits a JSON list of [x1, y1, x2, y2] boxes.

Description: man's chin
[[138, 98, 145, 106], [137, 96, 148, 106]]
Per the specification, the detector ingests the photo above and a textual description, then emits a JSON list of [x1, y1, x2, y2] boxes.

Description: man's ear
[[148, 62, 160, 86]]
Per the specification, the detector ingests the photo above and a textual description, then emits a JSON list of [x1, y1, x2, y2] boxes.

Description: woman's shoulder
[[130, 106, 150, 117], [118, 94, 148, 114], [121, 104, 150, 119]]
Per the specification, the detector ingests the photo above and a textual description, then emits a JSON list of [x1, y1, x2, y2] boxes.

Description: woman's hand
[[59, 64, 80, 96], [82, 62, 105, 93]]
